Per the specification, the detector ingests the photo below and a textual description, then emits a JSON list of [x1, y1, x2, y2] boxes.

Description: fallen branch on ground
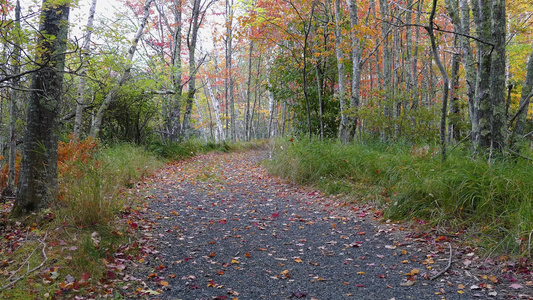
[[0, 233, 48, 291], [430, 242, 452, 280]]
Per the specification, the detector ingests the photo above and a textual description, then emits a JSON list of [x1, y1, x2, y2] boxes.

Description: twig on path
[[0, 233, 48, 291], [430, 242, 452, 281]]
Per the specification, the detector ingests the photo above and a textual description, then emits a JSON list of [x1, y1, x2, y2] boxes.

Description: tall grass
[[59, 142, 162, 227], [266, 139, 533, 255]]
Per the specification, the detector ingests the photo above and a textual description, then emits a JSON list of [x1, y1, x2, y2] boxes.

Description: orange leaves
[[58, 134, 98, 178]]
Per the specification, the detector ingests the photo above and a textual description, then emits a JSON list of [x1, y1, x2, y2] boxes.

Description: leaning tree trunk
[[426, 0, 450, 161], [90, 0, 153, 138], [73, 0, 97, 137], [13, 0, 70, 215]]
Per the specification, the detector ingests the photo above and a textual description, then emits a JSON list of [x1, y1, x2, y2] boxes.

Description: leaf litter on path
[[128, 150, 533, 299]]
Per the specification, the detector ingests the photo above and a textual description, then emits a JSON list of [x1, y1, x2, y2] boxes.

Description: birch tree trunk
[[379, 0, 392, 140], [333, 0, 349, 142], [73, 0, 97, 137], [225, 0, 235, 142], [13, 0, 70, 215], [347, 0, 362, 140], [204, 74, 225, 141], [90, 0, 153, 138], [245, 40, 253, 141]]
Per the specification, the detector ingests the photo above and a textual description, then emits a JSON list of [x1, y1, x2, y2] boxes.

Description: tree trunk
[[168, 0, 183, 141], [90, 0, 153, 138], [347, 0, 362, 140], [511, 45, 533, 148], [426, 0, 450, 161], [204, 73, 225, 141], [245, 40, 253, 141], [73, 0, 97, 138], [489, 0, 507, 152], [183, 0, 213, 136], [333, 0, 349, 142], [5, 0, 21, 198], [225, 0, 235, 142], [13, 0, 70, 215]]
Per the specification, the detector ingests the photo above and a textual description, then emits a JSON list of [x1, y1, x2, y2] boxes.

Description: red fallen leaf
[[289, 292, 307, 298], [81, 272, 91, 281], [209, 252, 216, 257], [356, 284, 366, 287], [219, 219, 227, 224], [271, 212, 280, 218], [378, 274, 386, 278], [107, 270, 116, 280], [189, 284, 200, 290], [129, 222, 138, 229], [207, 280, 217, 287], [216, 270, 224, 275], [213, 296, 227, 300], [245, 252, 251, 258]]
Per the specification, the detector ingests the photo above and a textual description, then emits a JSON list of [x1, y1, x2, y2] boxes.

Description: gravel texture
[[135, 150, 521, 300]]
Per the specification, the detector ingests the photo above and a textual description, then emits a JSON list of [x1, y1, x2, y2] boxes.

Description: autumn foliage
[[0, 135, 98, 193], [57, 134, 99, 179]]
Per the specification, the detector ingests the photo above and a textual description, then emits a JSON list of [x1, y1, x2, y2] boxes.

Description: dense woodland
[[0, 0, 532, 214]]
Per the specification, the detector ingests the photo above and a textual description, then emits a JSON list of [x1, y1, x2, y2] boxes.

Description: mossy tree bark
[[12, 0, 70, 216]]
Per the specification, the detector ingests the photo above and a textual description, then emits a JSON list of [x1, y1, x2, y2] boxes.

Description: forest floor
[[125, 149, 533, 300]]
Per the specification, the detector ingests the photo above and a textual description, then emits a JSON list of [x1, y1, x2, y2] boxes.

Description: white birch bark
[[73, 0, 97, 137], [204, 74, 225, 141]]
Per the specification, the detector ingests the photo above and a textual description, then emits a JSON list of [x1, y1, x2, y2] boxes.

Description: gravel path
[[135, 150, 517, 299]]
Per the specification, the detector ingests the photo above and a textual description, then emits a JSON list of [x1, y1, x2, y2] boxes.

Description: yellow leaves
[[357, 271, 365, 275], [157, 280, 169, 287], [294, 257, 303, 263], [404, 269, 419, 276], [231, 258, 240, 264]]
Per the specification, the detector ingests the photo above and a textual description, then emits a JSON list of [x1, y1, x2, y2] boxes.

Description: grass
[[147, 138, 269, 161], [1, 138, 163, 299], [266, 138, 533, 256], [1, 137, 266, 298]]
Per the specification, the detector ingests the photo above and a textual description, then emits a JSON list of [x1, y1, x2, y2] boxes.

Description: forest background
[[1, 0, 533, 296]]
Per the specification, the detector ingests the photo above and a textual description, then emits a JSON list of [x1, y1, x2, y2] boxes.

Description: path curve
[[135, 150, 510, 299]]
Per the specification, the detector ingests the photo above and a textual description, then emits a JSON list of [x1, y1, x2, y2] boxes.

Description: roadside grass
[[266, 138, 533, 256], [0, 137, 163, 299]]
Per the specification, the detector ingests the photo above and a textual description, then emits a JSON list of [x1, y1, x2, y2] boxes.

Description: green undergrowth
[[147, 138, 269, 161], [1, 138, 268, 298], [266, 138, 533, 256], [1, 141, 163, 299]]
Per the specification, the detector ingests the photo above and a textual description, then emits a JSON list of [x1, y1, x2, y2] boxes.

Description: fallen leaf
[[509, 283, 523, 289]]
